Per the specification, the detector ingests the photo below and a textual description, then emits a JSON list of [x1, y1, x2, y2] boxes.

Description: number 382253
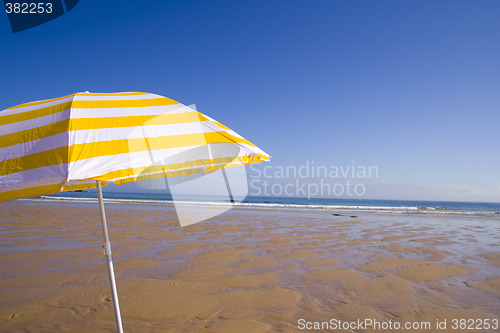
[[5, 3, 53, 14], [452, 318, 499, 330]]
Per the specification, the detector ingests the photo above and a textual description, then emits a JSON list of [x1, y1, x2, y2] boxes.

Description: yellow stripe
[[0, 180, 111, 203], [90, 156, 246, 182], [99, 157, 268, 185], [208, 129, 257, 148], [1, 95, 179, 125], [0, 154, 269, 203], [0, 183, 62, 203], [207, 119, 265, 151], [0, 146, 68, 177], [0, 101, 72, 125], [97, 167, 203, 184], [5, 94, 74, 111], [0, 131, 246, 177], [79, 153, 267, 184], [70, 98, 179, 109], [69, 131, 243, 162], [3, 92, 151, 111], [259, 153, 270, 161], [0, 119, 69, 149], [69, 111, 207, 130], [97, 165, 166, 182], [61, 182, 104, 192], [74, 92, 151, 97], [213, 121, 232, 131]]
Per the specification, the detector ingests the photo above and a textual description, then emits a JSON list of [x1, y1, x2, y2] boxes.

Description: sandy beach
[[0, 200, 499, 332]]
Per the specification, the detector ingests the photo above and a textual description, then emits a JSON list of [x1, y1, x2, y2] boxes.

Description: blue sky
[[1, 0, 499, 202]]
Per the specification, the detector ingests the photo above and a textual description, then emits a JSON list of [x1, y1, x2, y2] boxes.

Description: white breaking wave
[[17, 196, 499, 216]]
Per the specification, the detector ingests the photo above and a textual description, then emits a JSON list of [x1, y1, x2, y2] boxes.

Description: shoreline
[[19, 196, 500, 217], [1, 200, 499, 332]]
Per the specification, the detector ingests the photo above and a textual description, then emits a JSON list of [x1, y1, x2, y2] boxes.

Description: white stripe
[[0, 148, 264, 196], [237, 142, 268, 157], [201, 115, 246, 140], [0, 150, 253, 195], [69, 104, 193, 118], [1, 95, 75, 117], [108, 159, 248, 183], [0, 92, 171, 117], [0, 177, 63, 194], [202, 114, 219, 123], [0, 110, 71, 136], [67, 143, 247, 181], [0, 165, 67, 194], [1, 121, 261, 162], [72, 93, 159, 101], [68, 121, 217, 147], [0, 132, 68, 160], [109, 168, 198, 183], [198, 118, 250, 142], [224, 129, 245, 139]]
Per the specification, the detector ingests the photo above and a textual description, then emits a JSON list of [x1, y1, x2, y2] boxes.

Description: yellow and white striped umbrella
[[0, 91, 270, 202], [0, 91, 270, 332]]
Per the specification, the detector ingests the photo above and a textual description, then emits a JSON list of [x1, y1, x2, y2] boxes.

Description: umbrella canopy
[[0, 91, 270, 332], [0, 91, 269, 202]]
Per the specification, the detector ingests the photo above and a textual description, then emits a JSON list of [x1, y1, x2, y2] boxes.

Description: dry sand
[[0, 201, 499, 332]]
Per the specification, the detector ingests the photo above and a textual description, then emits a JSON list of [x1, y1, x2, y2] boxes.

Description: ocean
[[26, 191, 500, 216]]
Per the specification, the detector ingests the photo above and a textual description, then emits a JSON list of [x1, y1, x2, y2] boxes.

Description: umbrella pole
[[96, 181, 124, 333], [221, 168, 234, 203]]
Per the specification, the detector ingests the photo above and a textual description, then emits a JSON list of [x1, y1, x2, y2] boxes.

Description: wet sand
[[0, 201, 499, 332]]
